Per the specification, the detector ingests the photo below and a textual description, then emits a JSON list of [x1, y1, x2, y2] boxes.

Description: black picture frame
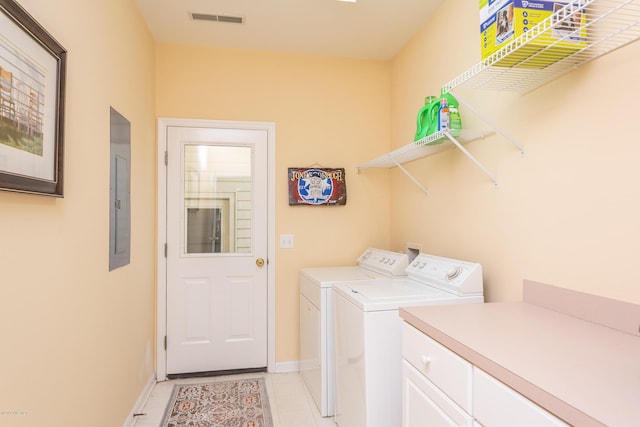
[[0, 0, 66, 196]]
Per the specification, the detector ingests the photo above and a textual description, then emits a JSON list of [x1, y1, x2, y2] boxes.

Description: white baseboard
[[273, 360, 300, 373], [122, 373, 157, 427]]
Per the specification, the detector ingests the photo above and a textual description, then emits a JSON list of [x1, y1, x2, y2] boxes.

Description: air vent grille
[[189, 12, 244, 24]]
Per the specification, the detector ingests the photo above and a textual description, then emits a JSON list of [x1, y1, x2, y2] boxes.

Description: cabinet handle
[[421, 355, 432, 368]]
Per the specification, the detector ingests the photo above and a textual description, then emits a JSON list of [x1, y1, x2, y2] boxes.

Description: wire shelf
[[443, 0, 640, 93], [357, 0, 640, 190], [356, 130, 492, 170]]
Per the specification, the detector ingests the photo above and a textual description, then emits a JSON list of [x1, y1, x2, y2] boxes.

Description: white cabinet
[[402, 323, 473, 426], [473, 369, 569, 427], [402, 323, 473, 412], [402, 322, 569, 427], [403, 360, 473, 427]]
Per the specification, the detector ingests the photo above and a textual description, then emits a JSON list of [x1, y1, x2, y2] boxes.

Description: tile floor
[[132, 371, 337, 427]]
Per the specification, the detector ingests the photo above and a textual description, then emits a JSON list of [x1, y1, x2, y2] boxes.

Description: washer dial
[[446, 266, 462, 281]]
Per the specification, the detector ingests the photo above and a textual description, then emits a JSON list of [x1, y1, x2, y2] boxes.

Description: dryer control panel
[[407, 253, 483, 296], [357, 248, 408, 277]]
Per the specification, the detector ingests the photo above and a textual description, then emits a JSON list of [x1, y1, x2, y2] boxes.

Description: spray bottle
[[440, 91, 462, 137], [438, 98, 450, 132]]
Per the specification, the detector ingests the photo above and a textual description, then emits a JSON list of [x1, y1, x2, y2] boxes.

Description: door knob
[[256, 258, 265, 267]]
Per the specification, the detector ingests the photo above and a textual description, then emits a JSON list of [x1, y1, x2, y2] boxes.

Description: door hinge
[[164, 243, 167, 257], [164, 151, 168, 166], [164, 335, 167, 350]]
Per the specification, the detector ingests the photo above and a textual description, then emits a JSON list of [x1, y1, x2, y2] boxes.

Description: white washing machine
[[299, 248, 409, 417], [332, 253, 484, 427]]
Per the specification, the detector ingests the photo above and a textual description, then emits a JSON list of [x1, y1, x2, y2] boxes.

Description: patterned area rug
[[161, 377, 273, 427]]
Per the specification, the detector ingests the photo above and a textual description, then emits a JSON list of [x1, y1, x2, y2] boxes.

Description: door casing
[[156, 118, 276, 380]]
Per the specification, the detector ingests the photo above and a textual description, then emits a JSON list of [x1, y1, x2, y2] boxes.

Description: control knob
[[446, 266, 462, 280]]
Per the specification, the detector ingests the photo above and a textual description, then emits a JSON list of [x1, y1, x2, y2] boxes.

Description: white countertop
[[399, 281, 640, 427]]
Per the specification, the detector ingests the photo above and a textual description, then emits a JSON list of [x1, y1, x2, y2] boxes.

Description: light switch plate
[[280, 234, 294, 249]]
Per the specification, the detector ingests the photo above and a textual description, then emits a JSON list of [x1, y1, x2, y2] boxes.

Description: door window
[[183, 144, 252, 255]]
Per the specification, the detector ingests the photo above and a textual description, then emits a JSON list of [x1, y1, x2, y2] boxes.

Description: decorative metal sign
[[288, 167, 347, 206]]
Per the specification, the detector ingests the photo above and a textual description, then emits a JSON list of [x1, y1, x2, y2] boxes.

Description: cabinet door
[[473, 368, 569, 427], [403, 323, 473, 412], [403, 361, 473, 427]]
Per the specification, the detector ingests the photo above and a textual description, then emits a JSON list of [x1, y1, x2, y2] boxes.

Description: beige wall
[[155, 44, 393, 362], [0, 0, 156, 425], [4, 0, 637, 423], [390, 0, 640, 304]]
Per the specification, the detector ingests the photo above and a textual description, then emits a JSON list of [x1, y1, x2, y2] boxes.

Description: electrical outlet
[[280, 234, 295, 249]]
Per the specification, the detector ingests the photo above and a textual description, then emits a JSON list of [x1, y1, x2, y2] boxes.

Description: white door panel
[[166, 126, 268, 375]]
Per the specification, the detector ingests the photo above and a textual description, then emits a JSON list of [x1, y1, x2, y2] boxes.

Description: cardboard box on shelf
[[480, 0, 587, 68]]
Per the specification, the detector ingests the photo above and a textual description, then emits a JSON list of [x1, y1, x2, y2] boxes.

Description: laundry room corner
[[388, 0, 640, 305]]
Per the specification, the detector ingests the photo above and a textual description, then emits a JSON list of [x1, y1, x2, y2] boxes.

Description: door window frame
[[156, 118, 276, 380]]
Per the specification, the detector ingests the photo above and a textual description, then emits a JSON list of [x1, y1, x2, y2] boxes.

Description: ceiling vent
[[189, 12, 244, 24]]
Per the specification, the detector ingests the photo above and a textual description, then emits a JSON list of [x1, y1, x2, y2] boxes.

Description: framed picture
[[288, 167, 347, 206], [0, 0, 66, 196]]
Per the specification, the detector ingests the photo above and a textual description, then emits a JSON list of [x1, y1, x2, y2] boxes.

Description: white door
[[165, 125, 268, 375], [402, 361, 473, 427]]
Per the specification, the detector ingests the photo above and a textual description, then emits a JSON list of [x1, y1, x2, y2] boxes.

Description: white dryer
[[332, 253, 484, 427], [299, 248, 409, 417]]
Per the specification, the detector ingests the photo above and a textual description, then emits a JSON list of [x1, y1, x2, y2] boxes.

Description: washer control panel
[[358, 248, 408, 277], [407, 253, 483, 296]]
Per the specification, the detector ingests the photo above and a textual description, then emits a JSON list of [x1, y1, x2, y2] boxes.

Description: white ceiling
[[135, 0, 444, 60]]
